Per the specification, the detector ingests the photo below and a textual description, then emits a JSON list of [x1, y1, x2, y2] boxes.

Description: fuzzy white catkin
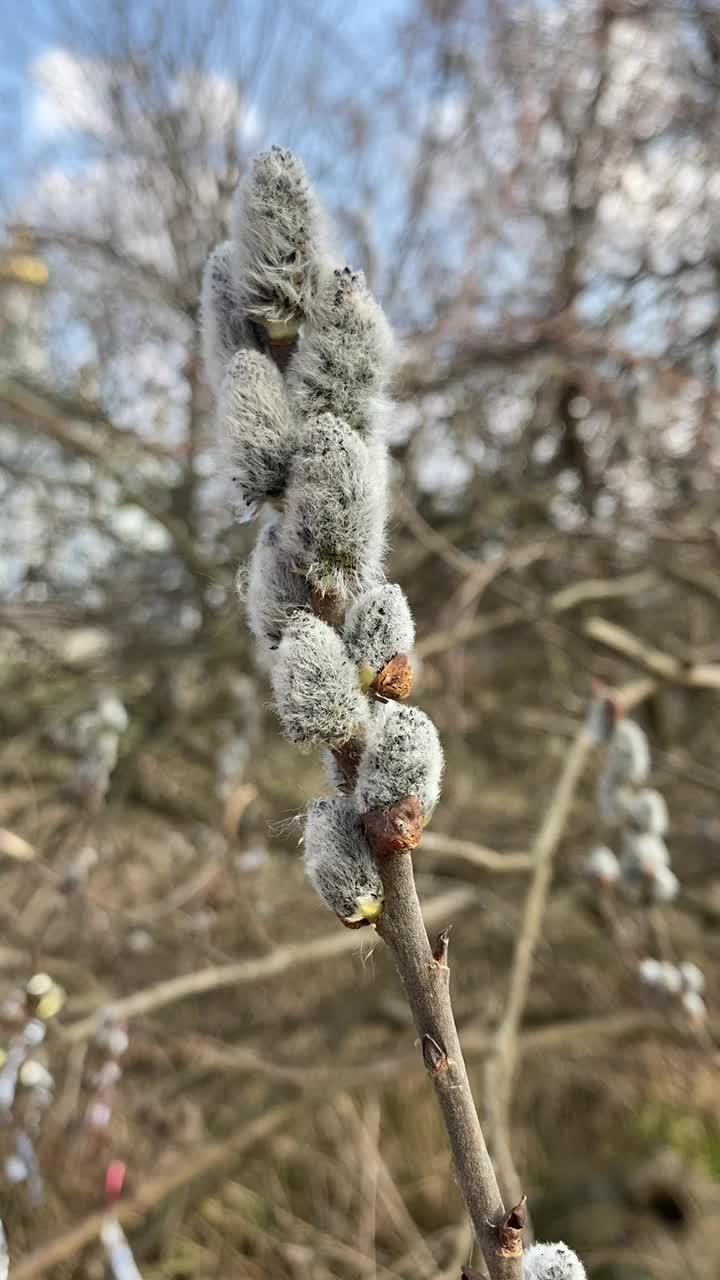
[[621, 831, 670, 879], [201, 240, 256, 395], [304, 796, 384, 922], [287, 266, 393, 436], [98, 695, 129, 735], [651, 864, 679, 903], [679, 962, 705, 994], [607, 718, 651, 786], [219, 349, 296, 521], [272, 613, 368, 748], [586, 845, 620, 884], [522, 1242, 587, 1280], [638, 956, 665, 987], [243, 517, 313, 669], [343, 584, 415, 677], [280, 413, 387, 598], [682, 989, 707, 1022], [233, 146, 329, 326], [355, 701, 443, 819], [621, 787, 669, 836]]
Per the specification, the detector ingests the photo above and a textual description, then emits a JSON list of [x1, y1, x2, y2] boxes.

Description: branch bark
[[377, 854, 523, 1280], [585, 616, 720, 690], [485, 721, 594, 1208]]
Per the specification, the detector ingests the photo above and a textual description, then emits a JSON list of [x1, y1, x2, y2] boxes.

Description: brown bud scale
[[362, 794, 423, 857], [371, 653, 413, 701], [495, 1196, 527, 1258]]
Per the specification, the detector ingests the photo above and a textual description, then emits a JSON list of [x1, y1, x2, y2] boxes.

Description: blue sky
[[0, 0, 412, 200]]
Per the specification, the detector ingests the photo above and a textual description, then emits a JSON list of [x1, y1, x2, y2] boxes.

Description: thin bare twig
[[61, 885, 477, 1043], [12, 1103, 296, 1279], [585, 616, 720, 690], [377, 855, 523, 1280], [485, 719, 595, 1207], [420, 831, 532, 873]]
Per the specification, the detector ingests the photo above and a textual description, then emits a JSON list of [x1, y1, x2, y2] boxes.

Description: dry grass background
[[2, 534, 720, 1280]]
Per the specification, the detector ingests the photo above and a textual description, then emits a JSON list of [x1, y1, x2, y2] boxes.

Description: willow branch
[[485, 719, 595, 1207], [585, 616, 720, 690], [61, 884, 477, 1043], [377, 855, 523, 1280], [12, 1103, 295, 1280]]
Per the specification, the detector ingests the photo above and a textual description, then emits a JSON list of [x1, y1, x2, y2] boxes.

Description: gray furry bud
[[620, 831, 670, 891], [287, 266, 393, 436], [355, 701, 443, 824], [607, 719, 651, 786], [620, 787, 668, 836], [233, 146, 328, 328], [651, 864, 679, 903], [272, 613, 368, 749], [522, 1242, 587, 1280], [586, 845, 620, 885], [243, 517, 313, 669], [98, 694, 128, 734], [344, 584, 415, 689], [280, 413, 386, 598], [219, 349, 295, 520], [638, 956, 665, 988], [201, 241, 256, 395], [304, 796, 384, 925], [679, 961, 705, 994], [682, 989, 707, 1023]]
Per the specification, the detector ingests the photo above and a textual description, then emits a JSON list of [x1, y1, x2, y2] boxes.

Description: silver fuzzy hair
[[522, 1242, 587, 1280], [355, 701, 443, 820], [606, 718, 651, 786], [651, 864, 679, 903], [343, 583, 415, 677], [232, 146, 330, 326], [287, 266, 394, 436], [620, 831, 671, 895], [219, 349, 296, 521], [304, 795, 384, 922], [586, 845, 620, 885], [200, 241, 257, 396], [272, 613, 368, 749], [280, 413, 387, 599], [243, 517, 313, 670], [621, 787, 669, 836]]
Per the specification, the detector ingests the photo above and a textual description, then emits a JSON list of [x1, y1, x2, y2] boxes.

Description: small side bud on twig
[[433, 927, 451, 968], [304, 796, 384, 925], [219, 349, 295, 521], [363, 794, 424, 856], [495, 1196, 527, 1258], [371, 654, 413, 700], [421, 1033, 449, 1074], [521, 1241, 586, 1279], [272, 613, 368, 749]]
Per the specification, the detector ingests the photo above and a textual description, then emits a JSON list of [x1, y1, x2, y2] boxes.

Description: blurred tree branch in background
[[1, 0, 720, 1275]]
